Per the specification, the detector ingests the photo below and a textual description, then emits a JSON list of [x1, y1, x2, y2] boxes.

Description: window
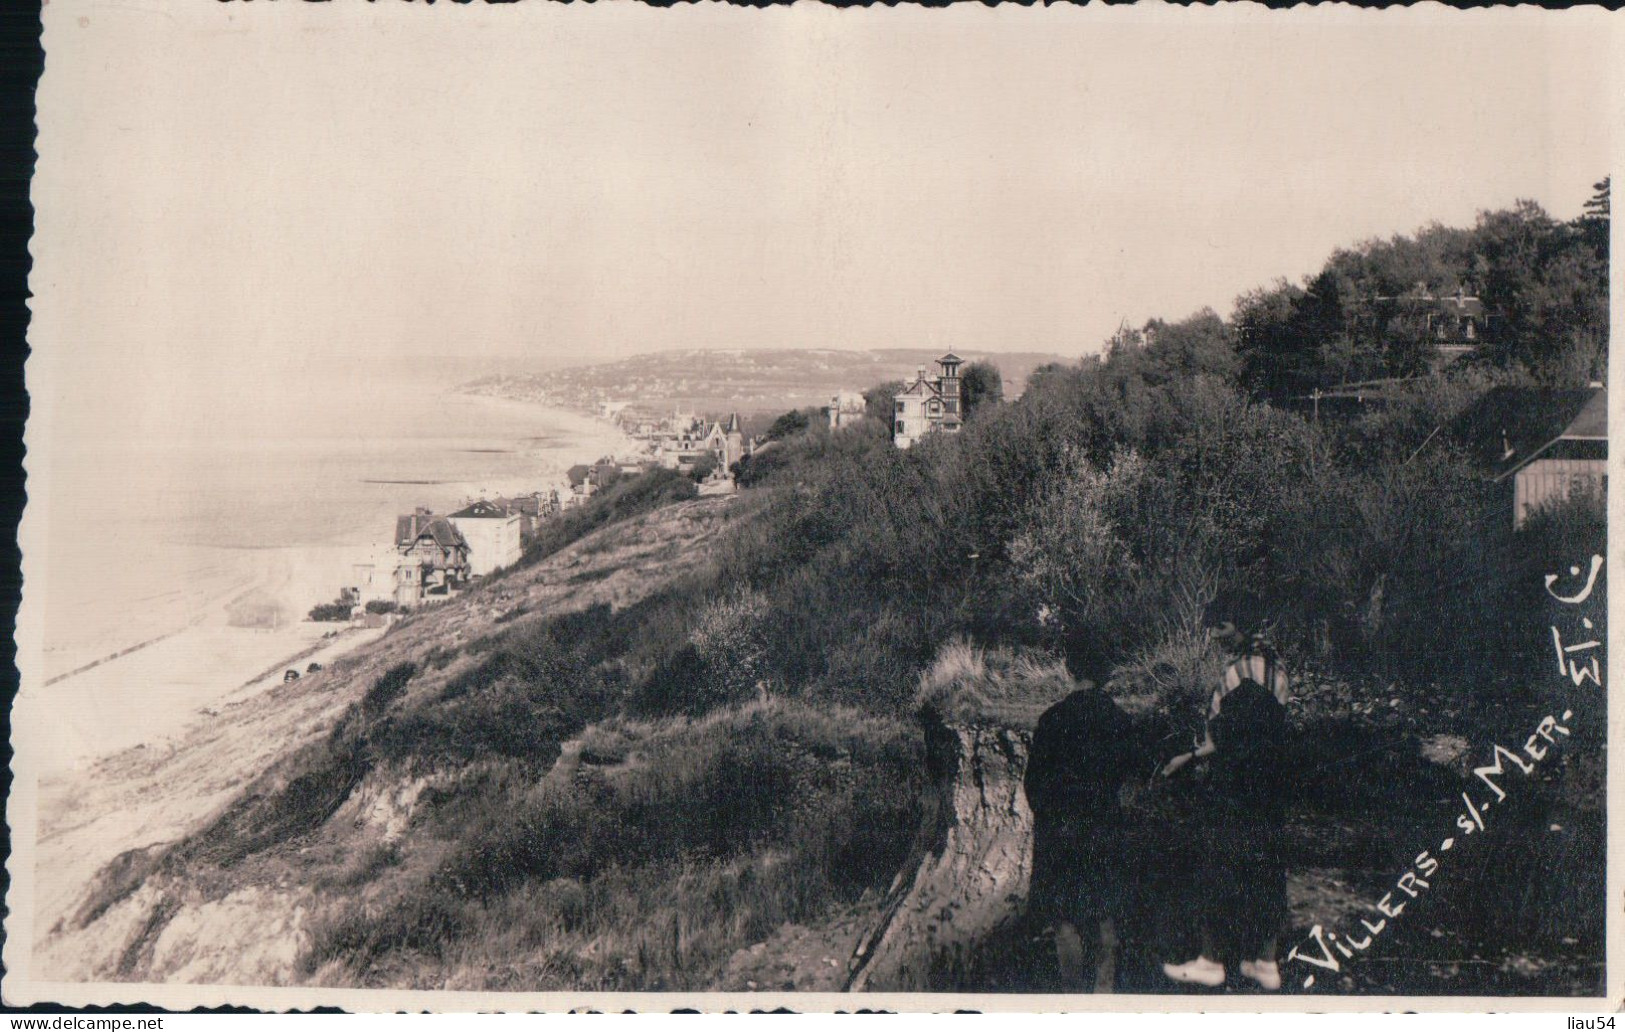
[[896, 401, 905, 414], [895, 420, 906, 435]]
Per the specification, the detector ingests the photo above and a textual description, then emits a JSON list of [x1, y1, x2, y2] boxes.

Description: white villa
[[893, 352, 964, 449]]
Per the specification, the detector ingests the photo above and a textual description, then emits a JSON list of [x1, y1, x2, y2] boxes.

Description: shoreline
[[35, 396, 634, 686], [29, 397, 636, 775]]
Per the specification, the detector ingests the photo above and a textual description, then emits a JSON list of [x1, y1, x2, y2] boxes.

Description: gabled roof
[[897, 376, 942, 398], [449, 499, 513, 519], [396, 513, 469, 551], [1392, 292, 1485, 318], [1451, 386, 1607, 480], [1433, 295, 1485, 319], [1565, 388, 1608, 440]]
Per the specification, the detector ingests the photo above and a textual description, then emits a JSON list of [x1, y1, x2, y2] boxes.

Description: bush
[[763, 408, 812, 441], [914, 639, 1075, 729], [518, 468, 699, 568], [364, 599, 398, 615], [686, 590, 771, 707], [687, 452, 719, 482], [303, 700, 922, 987], [362, 662, 417, 718], [308, 602, 352, 623]]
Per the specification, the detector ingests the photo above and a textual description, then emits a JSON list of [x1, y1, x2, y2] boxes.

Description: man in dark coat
[[1023, 684, 1142, 992], [1160, 677, 1290, 991]]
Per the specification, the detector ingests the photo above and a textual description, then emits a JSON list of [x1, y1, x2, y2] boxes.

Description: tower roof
[[939, 351, 964, 365]]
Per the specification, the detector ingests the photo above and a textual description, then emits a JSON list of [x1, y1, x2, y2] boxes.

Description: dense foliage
[[959, 361, 1004, 421], [1234, 182, 1609, 396], [687, 191, 1608, 718]]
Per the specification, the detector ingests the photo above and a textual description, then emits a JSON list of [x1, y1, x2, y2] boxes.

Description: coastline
[[25, 393, 636, 777]]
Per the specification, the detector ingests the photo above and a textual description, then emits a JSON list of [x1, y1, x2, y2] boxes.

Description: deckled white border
[[9, 0, 1623, 1013]]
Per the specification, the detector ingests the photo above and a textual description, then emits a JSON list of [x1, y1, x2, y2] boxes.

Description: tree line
[[700, 184, 1607, 721]]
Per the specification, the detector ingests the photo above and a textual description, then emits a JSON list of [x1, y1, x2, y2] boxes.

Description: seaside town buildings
[[494, 489, 563, 541], [340, 407, 766, 616], [616, 410, 752, 477], [449, 499, 523, 576], [394, 508, 472, 606], [827, 390, 867, 430], [893, 352, 965, 449]]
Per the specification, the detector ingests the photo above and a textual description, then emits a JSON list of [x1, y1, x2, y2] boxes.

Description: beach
[[20, 382, 632, 775]]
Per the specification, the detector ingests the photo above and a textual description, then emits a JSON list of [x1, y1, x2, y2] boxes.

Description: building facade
[[893, 352, 964, 449], [449, 499, 524, 576], [394, 509, 471, 604], [828, 390, 867, 430], [1502, 388, 1608, 528]]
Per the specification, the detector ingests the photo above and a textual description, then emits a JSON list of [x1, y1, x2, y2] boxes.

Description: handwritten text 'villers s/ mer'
[[1284, 554, 1602, 989]]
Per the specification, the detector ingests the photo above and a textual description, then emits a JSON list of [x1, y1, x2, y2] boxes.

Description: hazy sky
[[31, 1, 1618, 434]]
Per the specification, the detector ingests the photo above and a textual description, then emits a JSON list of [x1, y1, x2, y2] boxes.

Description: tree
[[1472, 200, 1607, 384], [864, 380, 904, 424], [1142, 308, 1239, 384], [1232, 279, 1311, 398], [1583, 176, 1610, 223], [688, 452, 720, 482], [765, 409, 812, 442], [1580, 176, 1610, 261], [959, 361, 1004, 421]]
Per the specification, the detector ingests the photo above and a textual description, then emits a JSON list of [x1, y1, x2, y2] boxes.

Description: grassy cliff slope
[[40, 490, 919, 991]]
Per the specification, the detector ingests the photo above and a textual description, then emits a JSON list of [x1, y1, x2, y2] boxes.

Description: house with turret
[[893, 353, 964, 449], [703, 413, 747, 470]]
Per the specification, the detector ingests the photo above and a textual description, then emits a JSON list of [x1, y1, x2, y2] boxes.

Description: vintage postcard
[[7, 0, 1620, 1013]]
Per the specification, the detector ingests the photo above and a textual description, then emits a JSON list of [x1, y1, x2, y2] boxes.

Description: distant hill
[[459, 348, 1070, 418]]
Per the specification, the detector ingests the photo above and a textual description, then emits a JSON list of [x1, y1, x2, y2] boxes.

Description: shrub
[[519, 468, 699, 568], [687, 589, 771, 707], [763, 408, 812, 441], [308, 602, 352, 622], [365, 600, 398, 615], [687, 452, 719, 482], [304, 700, 921, 986], [914, 639, 1075, 729], [362, 662, 417, 718]]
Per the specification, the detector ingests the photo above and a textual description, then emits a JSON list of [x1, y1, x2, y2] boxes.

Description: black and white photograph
[[6, 0, 1618, 1011]]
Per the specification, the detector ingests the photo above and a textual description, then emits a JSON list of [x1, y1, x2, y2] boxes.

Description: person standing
[[1024, 682, 1142, 992], [1159, 622, 1291, 991]]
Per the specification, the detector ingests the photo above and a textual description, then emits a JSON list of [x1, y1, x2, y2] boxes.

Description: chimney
[[917, 366, 927, 382]]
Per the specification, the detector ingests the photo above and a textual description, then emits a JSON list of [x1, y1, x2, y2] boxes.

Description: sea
[[25, 365, 624, 684]]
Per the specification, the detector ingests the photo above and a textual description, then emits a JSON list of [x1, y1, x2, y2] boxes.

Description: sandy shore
[[27, 399, 633, 770], [12, 384, 644, 983], [23, 612, 386, 778]]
